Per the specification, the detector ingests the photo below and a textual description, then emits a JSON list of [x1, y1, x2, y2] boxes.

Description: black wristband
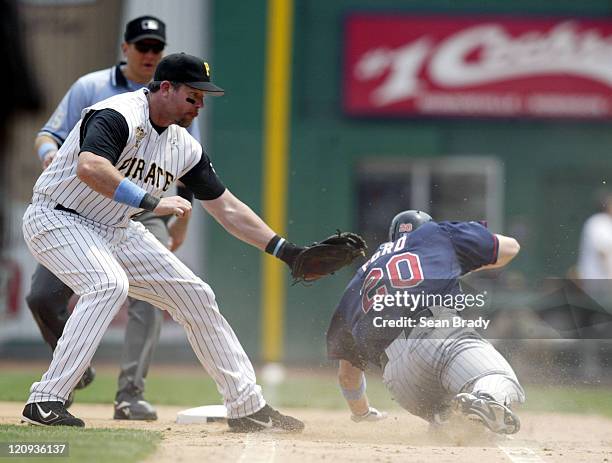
[[265, 235, 283, 255], [139, 192, 160, 211], [265, 235, 303, 267]]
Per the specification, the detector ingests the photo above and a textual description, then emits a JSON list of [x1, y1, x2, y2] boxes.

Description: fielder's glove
[[290, 231, 367, 283], [351, 406, 388, 423]]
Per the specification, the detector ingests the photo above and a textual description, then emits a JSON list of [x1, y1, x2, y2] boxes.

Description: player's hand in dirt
[[154, 196, 192, 218], [351, 406, 388, 423]]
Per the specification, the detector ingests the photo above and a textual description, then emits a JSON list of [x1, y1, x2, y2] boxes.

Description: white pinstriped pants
[[382, 307, 525, 421], [22, 205, 265, 418]]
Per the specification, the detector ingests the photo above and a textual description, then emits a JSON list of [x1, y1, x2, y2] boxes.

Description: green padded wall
[[210, 0, 612, 362]]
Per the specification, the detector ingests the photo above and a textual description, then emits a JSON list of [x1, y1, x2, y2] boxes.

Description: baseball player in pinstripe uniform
[[21, 52, 304, 432], [28, 16, 196, 421], [327, 210, 525, 434]]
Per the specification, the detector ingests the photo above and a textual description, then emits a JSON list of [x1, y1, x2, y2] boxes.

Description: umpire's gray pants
[[382, 307, 524, 421]]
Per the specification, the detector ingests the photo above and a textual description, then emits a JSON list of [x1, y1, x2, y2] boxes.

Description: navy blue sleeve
[[438, 221, 499, 273], [326, 311, 367, 370], [326, 281, 369, 369]]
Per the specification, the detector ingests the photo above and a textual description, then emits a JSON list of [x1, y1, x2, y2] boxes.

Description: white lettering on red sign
[[346, 17, 612, 117]]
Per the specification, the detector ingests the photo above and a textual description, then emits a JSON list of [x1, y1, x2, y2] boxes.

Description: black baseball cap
[[153, 53, 225, 95], [124, 15, 166, 44]]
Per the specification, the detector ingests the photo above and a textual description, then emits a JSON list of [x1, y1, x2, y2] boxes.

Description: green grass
[[2, 369, 611, 417], [0, 425, 160, 463], [520, 385, 612, 417], [0, 370, 220, 405], [0, 369, 392, 408]]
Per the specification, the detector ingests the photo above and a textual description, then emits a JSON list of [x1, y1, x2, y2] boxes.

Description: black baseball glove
[[290, 231, 367, 283]]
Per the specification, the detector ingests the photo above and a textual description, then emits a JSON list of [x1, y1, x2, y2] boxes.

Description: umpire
[[28, 15, 194, 421]]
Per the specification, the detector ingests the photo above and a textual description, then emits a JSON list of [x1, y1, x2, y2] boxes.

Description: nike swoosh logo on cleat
[[35, 404, 58, 423], [116, 401, 132, 409], [115, 401, 131, 416], [246, 417, 273, 428]]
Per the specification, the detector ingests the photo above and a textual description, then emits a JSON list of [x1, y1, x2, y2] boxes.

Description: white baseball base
[[176, 404, 228, 424]]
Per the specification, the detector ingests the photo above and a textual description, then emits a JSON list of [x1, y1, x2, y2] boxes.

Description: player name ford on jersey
[[31, 89, 202, 227], [327, 221, 499, 369]]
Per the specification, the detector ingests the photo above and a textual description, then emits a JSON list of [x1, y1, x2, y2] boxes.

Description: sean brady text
[[373, 316, 490, 330]]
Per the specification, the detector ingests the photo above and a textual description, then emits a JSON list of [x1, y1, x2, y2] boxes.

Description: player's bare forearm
[[35, 134, 59, 169], [76, 151, 125, 197], [201, 189, 275, 250], [338, 360, 370, 416], [338, 361, 388, 423], [34, 134, 58, 152], [476, 234, 520, 271], [76, 151, 192, 218]]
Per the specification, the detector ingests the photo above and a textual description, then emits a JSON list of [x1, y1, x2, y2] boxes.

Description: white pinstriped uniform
[[32, 90, 199, 226], [382, 307, 525, 420], [23, 89, 265, 418]]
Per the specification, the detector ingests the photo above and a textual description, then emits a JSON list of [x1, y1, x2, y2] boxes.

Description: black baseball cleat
[[228, 405, 304, 433], [113, 384, 157, 421], [113, 398, 158, 421], [75, 366, 96, 390], [453, 392, 520, 434], [22, 401, 85, 427]]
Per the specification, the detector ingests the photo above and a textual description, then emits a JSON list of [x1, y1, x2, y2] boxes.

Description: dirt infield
[[1, 402, 611, 462]]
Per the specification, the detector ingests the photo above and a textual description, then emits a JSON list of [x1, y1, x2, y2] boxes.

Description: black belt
[[54, 204, 79, 215], [379, 308, 434, 370]]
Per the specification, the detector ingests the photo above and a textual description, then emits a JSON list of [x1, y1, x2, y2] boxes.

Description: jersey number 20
[[361, 252, 423, 313]]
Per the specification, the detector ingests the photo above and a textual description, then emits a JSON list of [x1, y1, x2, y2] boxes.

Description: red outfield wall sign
[[343, 14, 612, 118]]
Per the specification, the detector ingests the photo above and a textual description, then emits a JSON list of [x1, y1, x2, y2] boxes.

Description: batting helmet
[[388, 210, 432, 242]]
